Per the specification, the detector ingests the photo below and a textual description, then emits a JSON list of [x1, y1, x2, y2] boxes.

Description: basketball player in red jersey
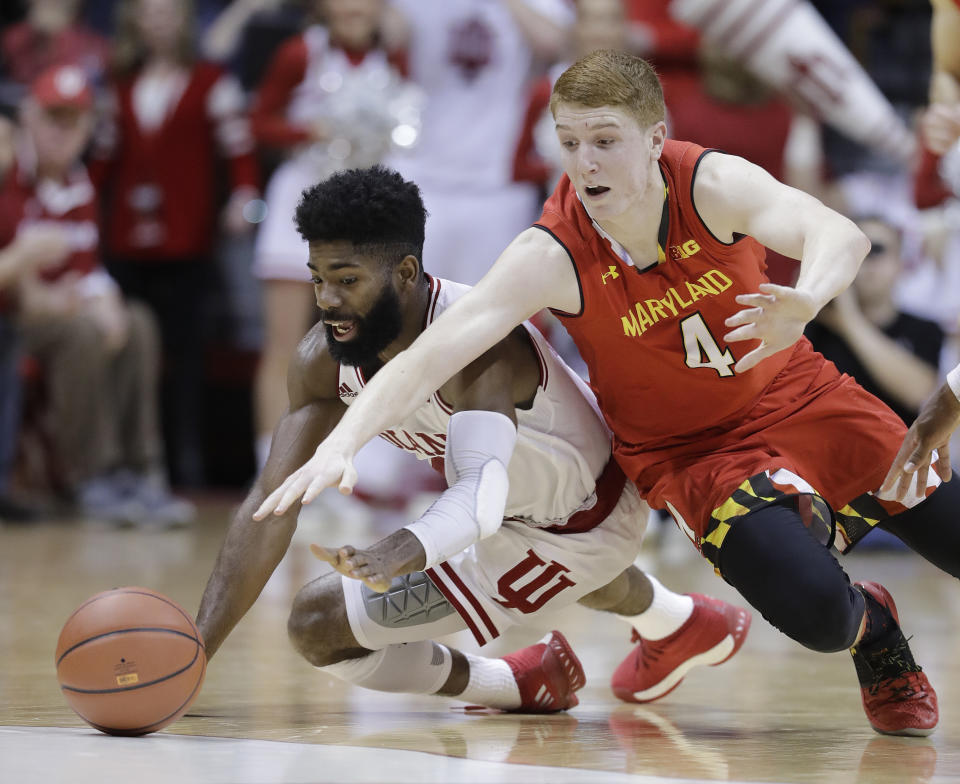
[[260, 50, 960, 737]]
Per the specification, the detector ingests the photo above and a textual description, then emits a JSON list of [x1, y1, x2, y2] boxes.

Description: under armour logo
[[601, 266, 620, 284]]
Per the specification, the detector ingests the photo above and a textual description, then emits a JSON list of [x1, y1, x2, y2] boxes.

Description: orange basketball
[[55, 586, 206, 736]]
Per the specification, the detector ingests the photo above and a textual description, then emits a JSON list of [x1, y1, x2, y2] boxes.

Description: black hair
[[294, 165, 427, 269]]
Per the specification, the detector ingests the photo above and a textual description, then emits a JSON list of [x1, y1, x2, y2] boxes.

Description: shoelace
[[632, 630, 666, 667], [864, 637, 926, 700]]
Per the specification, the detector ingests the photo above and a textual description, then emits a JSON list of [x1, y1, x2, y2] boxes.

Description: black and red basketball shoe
[[851, 581, 938, 736]]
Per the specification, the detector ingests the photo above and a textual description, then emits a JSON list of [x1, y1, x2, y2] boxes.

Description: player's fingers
[[254, 481, 293, 520], [733, 344, 769, 373], [723, 324, 760, 344], [301, 473, 329, 505], [352, 564, 376, 578], [879, 454, 905, 493], [880, 441, 914, 494], [309, 544, 340, 565], [273, 475, 310, 515], [732, 295, 774, 311], [364, 574, 390, 593], [937, 444, 952, 483], [914, 457, 932, 500], [757, 283, 793, 297], [878, 470, 897, 495], [338, 461, 358, 495], [895, 472, 913, 503], [724, 307, 762, 328]]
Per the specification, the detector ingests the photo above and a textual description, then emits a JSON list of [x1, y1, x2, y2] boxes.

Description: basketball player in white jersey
[[198, 165, 750, 712]]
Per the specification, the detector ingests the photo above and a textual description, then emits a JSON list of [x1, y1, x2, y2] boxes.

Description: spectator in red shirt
[[90, 0, 260, 486], [2, 64, 193, 526]]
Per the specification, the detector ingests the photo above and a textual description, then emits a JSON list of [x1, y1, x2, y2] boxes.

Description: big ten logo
[[493, 549, 576, 614], [669, 239, 700, 261]]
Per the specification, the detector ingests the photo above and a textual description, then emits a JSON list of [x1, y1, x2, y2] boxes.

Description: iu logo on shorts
[[493, 549, 575, 614]]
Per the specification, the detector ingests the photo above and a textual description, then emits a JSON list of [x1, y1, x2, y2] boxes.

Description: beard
[[323, 285, 404, 367]]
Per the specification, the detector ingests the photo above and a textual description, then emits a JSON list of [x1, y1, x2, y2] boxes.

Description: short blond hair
[[551, 49, 665, 128]]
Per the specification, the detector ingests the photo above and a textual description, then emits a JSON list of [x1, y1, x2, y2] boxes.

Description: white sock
[[620, 575, 694, 640], [458, 653, 521, 710], [320, 641, 453, 694]]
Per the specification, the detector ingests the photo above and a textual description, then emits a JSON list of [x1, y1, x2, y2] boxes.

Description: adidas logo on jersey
[[338, 383, 357, 398], [670, 239, 701, 261]]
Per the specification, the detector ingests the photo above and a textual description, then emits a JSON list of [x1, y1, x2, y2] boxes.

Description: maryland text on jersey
[[621, 269, 733, 338]]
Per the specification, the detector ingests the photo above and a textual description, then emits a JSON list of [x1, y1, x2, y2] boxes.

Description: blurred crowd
[[0, 0, 958, 533]]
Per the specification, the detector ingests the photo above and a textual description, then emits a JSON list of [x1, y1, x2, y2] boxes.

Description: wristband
[[404, 410, 516, 569]]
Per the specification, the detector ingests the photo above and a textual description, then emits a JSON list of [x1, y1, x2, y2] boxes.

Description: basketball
[[54, 587, 206, 736]]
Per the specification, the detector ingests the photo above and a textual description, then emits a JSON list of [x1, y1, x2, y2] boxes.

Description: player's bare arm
[[693, 151, 871, 372], [313, 325, 541, 592], [196, 325, 347, 659], [254, 229, 579, 517]]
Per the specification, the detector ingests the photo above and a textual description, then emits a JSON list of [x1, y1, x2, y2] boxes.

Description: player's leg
[[716, 500, 937, 736], [578, 565, 750, 703], [286, 571, 582, 712], [876, 479, 960, 577]]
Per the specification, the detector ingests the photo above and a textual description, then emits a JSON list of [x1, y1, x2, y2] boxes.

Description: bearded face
[[321, 281, 404, 367]]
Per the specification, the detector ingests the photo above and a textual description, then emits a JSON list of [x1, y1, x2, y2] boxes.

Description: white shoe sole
[[630, 634, 735, 702]]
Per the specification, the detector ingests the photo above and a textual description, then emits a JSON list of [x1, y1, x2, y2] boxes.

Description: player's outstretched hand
[[311, 543, 392, 593], [879, 384, 960, 502], [253, 446, 358, 519], [723, 283, 818, 373]]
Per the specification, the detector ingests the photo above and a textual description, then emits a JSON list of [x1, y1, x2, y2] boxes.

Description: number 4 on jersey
[[680, 313, 736, 377]]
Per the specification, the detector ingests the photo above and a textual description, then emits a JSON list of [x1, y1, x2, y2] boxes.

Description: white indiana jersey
[[337, 276, 618, 530]]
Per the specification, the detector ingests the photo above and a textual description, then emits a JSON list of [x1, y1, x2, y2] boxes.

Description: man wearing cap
[[0, 64, 193, 526]]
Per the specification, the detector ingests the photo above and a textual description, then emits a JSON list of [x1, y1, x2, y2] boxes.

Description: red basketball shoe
[[852, 582, 938, 737], [502, 630, 585, 713], [611, 594, 751, 703]]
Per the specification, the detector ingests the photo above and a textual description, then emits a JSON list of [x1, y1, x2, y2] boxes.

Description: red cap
[[30, 65, 93, 111]]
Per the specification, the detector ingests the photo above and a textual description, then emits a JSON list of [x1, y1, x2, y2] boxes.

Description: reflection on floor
[[2, 498, 958, 784]]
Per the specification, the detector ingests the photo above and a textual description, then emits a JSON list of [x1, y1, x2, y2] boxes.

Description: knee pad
[[320, 640, 452, 694], [342, 571, 466, 651]]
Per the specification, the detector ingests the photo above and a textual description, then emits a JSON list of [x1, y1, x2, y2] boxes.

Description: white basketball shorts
[[343, 483, 647, 649]]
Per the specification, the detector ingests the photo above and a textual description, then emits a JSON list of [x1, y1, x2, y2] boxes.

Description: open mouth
[[326, 320, 358, 341], [584, 185, 610, 197]]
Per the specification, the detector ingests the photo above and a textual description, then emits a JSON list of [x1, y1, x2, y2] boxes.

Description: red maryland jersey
[[536, 139, 803, 450]]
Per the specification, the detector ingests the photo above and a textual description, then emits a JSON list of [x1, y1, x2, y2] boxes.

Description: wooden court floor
[[2, 497, 960, 783]]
